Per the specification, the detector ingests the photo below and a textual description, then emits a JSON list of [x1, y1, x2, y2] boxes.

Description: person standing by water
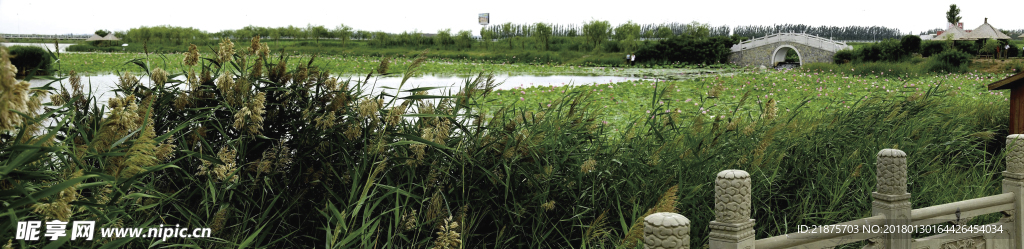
[[630, 54, 635, 66]]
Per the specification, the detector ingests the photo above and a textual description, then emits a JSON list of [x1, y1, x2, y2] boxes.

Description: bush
[[900, 35, 922, 54], [954, 40, 978, 55], [921, 40, 947, 57], [834, 49, 854, 64], [1008, 45, 1021, 58], [980, 39, 1000, 56], [635, 35, 734, 65], [926, 49, 971, 73], [878, 38, 906, 62], [1002, 61, 1024, 73], [7, 46, 53, 77], [855, 43, 882, 62]]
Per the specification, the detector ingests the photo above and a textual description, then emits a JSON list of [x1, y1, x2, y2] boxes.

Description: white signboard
[[479, 13, 489, 26]]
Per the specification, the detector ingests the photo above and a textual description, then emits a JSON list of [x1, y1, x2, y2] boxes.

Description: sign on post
[[479, 13, 489, 26]]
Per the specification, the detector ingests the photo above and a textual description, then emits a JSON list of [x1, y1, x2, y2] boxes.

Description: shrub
[[834, 49, 854, 64], [7, 46, 53, 76], [1008, 45, 1021, 58], [900, 35, 922, 54], [921, 40, 947, 57], [878, 38, 906, 62], [926, 49, 971, 73], [635, 35, 734, 65], [908, 55, 926, 64], [954, 40, 978, 55], [980, 39, 1000, 56], [1002, 61, 1024, 73], [855, 43, 882, 62]]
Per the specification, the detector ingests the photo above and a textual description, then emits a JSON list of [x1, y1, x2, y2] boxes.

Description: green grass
[[479, 66, 1010, 134], [55, 52, 722, 77], [2, 39, 1018, 249], [64, 38, 727, 69]]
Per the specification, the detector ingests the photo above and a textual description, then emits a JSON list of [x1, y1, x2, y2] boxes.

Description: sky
[[0, 0, 1020, 36]]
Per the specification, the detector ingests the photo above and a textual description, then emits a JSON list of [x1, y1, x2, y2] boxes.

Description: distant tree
[[500, 22, 514, 49], [308, 25, 330, 44], [583, 20, 611, 50], [435, 29, 453, 49], [613, 21, 641, 42], [946, 4, 961, 27], [480, 27, 494, 50], [655, 26, 674, 39], [533, 23, 552, 50], [94, 29, 110, 37], [456, 30, 474, 49], [333, 24, 354, 47], [356, 30, 372, 40], [269, 29, 281, 45], [684, 22, 711, 39]]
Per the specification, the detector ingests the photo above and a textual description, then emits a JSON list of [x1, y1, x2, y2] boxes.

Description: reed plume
[[622, 185, 679, 247], [184, 44, 200, 66], [217, 38, 235, 64]]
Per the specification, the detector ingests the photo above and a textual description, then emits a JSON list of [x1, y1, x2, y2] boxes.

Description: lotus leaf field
[[479, 69, 1010, 131]]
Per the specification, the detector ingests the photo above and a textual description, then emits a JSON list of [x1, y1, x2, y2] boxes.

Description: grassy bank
[[65, 38, 729, 68], [55, 52, 642, 76], [1, 40, 1015, 249], [478, 68, 1010, 130]]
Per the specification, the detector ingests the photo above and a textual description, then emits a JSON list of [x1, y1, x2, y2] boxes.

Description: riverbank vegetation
[[6, 46, 54, 77], [1, 34, 1017, 248], [54, 21, 955, 69]]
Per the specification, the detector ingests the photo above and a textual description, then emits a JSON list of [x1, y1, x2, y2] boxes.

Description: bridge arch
[[771, 45, 801, 67], [728, 33, 852, 67]]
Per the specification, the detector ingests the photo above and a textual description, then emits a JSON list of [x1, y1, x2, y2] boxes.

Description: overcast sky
[[0, 0, 1019, 36]]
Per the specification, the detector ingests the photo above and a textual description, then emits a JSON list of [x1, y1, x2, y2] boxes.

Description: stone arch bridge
[[728, 33, 852, 68]]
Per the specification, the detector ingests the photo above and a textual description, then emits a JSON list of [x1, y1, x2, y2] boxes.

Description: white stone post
[[872, 149, 911, 249], [644, 212, 691, 249], [710, 170, 754, 249], [1003, 135, 1024, 249]]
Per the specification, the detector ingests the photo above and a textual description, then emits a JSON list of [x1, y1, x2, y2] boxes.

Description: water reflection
[[2, 43, 76, 53], [29, 74, 643, 105]]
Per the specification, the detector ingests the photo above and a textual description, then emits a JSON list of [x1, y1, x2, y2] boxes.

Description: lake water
[[28, 74, 644, 105], [2, 42, 76, 53]]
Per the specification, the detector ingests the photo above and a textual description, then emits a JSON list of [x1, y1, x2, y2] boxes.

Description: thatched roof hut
[[85, 34, 120, 41], [84, 34, 105, 41], [967, 18, 1012, 40], [937, 25, 972, 40]]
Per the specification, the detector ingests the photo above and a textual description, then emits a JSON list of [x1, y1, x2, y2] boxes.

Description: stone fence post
[[872, 149, 911, 249], [1004, 135, 1024, 249], [710, 170, 754, 249], [644, 212, 691, 249]]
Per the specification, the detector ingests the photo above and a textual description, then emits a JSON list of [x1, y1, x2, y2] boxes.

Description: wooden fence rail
[[643, 134, 1024, 249]]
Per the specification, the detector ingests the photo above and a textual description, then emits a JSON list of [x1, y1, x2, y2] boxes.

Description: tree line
[[111, 22, 946, 47], [732, 24, 904, 41]]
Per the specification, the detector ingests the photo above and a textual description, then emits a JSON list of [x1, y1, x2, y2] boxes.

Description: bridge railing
[[641, 134, 1024, 249], [731, 33, 852, 53], [1, 34, 90, 40]]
